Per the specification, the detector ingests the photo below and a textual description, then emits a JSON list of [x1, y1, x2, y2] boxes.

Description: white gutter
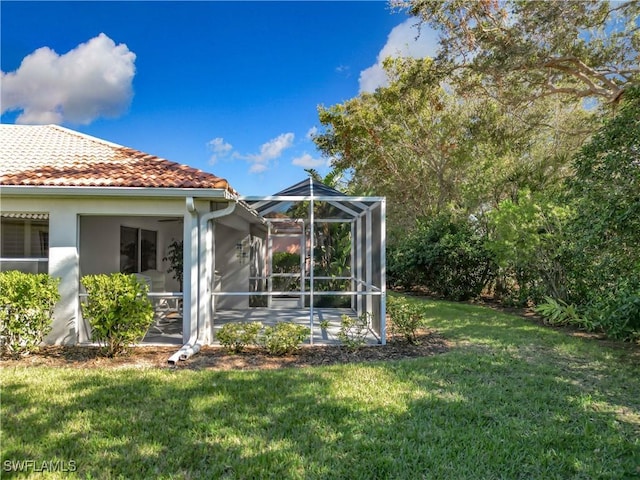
[[1, 185, 236, 200], [168, 199, 237, 364]]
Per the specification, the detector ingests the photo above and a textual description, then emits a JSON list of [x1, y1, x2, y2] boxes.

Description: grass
[[2, 296, 639, 479]]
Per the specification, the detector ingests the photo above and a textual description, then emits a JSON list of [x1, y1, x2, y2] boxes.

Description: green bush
[[260, 322, 310, 355], [486, 192, 572, 306], [216, 321, 262, 353], [0, 271, 60, 356], [81, 273, 155, 357], [388, 213, 494, 300], [584, 277, 640, 341], [337, 313, 370, 350], [387, 296, 424, 343]]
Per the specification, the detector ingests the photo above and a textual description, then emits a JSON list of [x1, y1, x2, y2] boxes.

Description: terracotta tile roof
[[0, 124, 236, 193]]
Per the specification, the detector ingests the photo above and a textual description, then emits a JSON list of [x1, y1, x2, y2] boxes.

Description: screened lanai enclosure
[[218, 178, 387, 345], [69, 178, 385, 348]]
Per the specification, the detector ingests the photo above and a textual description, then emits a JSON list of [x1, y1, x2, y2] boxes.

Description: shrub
[[534, 296, 582, 327], [0, 271, 60, 356], [584, 277, 640, 341], [337, 313, 370, 350], [217, 321, 262, 353], [486, 192, 572, 306], [388, 213, 494, 300], [387, 296, 424, 343], [261, 322, 310, 355], [81, 273, 155, 357]]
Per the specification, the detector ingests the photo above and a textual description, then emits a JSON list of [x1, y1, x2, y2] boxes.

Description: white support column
[[199, 212, 215, 346], [199, 201, 236, 345], [380, 199, 387, 345], [267, 222, 273, 308], [23, 221, 32, 257], [299, 221, 306, 308], [355, 215, 363, 317], [366, 209, 373, 320], [309, 192, 315, 345], [183, 200, 199, 344], [350, 221, 355, 311], [48, 209, 79, 344], [202, 219, 214, 345]]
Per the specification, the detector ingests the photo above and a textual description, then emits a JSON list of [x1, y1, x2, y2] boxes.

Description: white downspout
[[168, 199, 237, 364], [168, 197, 198, 364]]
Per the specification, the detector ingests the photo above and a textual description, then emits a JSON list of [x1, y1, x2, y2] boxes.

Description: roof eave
[[0, 185, 237, 200]]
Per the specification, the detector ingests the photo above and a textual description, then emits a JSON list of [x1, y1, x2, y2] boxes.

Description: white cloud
[[336, 65, 351, 77], [208, 132, 296, 174], [249, 132, 295, 162], [306, 126, 318, 140], [1, 33, 136, 125], [359, 19, 438, 93], [249, 162, 269, 174], [243, 132, 295, 173], [292, 153, 328, 169], [207, 137, 233, 164]]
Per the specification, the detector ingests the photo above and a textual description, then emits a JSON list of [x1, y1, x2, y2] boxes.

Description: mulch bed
[[0, 331, 450, 371]]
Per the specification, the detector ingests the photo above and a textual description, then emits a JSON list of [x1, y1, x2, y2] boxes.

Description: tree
[[316, 58, 482, 228], [314, 57, 591, 232], [564, 85, 640, 339], [392, 0, 640, 104], [387, 212, 495, 300], [163, 240, 183, 291]]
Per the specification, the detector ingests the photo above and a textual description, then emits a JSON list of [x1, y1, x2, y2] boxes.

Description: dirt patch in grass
[[0, 330, 450, 371]]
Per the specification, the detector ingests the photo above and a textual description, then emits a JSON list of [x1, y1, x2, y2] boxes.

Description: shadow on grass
[[2, 296, 638, 478], [2, 348, 639, 479]]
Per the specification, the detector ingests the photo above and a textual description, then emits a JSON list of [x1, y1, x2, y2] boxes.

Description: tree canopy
[[392, 0, 640, 104], [568, 85, 640, 293], [314, 57, 591, 231]]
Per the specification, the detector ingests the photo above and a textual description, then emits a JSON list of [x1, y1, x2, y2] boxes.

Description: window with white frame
[[0, 213, 49, 273]]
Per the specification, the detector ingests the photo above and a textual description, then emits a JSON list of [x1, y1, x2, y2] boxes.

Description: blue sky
[[1, 1, 436, 195]]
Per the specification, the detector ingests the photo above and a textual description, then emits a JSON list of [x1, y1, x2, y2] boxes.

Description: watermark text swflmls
[[3, 459, 77, 473]]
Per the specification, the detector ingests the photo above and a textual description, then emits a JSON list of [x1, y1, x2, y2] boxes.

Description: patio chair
[[141, 269, 166, 292]]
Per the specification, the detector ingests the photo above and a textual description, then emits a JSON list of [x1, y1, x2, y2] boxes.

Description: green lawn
[[2, 296, 639, 479]]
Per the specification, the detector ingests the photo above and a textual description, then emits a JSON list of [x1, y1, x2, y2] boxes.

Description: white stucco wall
[[215, 222, 251, 309], [2, 195, 190, 344]]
